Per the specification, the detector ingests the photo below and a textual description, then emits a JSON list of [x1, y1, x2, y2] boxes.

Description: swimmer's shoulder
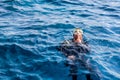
[[56, 39, 72, 51], [62, 39, 73, 45]]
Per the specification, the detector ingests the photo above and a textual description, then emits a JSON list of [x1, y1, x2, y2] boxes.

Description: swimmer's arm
[[56, 45, 68, 57], [83, 40, 91, 53]]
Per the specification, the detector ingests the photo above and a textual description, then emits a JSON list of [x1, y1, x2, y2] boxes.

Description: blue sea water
[[0, 0, 120, 80]]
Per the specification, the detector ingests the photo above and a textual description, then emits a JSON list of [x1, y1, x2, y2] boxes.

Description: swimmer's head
[[73, 28, 83, 41], [73, 28, 83, 35]]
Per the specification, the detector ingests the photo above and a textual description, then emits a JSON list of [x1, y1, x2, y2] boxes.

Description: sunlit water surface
[[0, 0, 120, 80]]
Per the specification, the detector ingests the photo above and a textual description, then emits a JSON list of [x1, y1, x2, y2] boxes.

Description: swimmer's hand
[[68, 55, 76, 60]]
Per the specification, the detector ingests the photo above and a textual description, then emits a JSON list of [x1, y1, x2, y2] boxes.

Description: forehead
[[73, 32, 82, 35], [74, 30, 82, 33]]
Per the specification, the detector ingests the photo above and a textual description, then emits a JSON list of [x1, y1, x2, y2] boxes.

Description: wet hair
[[73, 28, 83, 35]]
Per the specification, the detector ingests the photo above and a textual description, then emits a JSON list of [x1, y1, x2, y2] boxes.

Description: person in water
[[67, 28, 89, 60], [57, 28, 100, 80], [57, 28, 90, 60]]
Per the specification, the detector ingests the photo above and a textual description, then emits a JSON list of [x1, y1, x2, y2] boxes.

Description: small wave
[[0, 0, 120, 80]]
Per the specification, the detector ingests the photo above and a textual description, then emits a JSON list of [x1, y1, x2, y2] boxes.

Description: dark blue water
[[0, 0, 120, 80]]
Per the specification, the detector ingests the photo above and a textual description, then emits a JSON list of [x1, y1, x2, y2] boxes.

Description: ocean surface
[[0, 0, 120, 80]]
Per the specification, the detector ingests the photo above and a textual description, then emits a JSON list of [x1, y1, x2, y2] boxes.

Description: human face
[[73, 32, 82, 40]]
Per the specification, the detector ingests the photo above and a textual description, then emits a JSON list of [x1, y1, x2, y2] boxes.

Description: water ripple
[[0, 0, 120, 80]]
